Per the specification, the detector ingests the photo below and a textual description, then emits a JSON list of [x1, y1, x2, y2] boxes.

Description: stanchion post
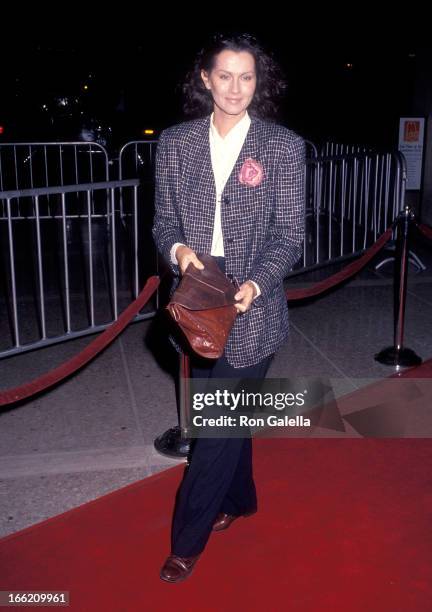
[[375, 206, 422, 368], [153, 351, 192, 459], [179, 353, 192, 439]]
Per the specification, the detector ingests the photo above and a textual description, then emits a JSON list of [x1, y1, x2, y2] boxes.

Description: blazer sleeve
[[248, 135, 305, 302], [152, 130, 186, 276]]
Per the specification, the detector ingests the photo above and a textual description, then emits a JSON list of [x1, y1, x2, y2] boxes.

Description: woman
[[152, 31, 305, 583]]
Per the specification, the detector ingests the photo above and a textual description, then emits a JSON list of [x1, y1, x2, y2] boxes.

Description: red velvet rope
[[0, 276, 160, 407], [416, 222, 432, 242], [285, 228, 393, 300], [0, 227, 398, 406]]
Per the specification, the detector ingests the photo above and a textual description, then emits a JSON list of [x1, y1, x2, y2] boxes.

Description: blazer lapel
[[185, 113, 261, 200], [182, 113, 262, 252], [221, 114, 261, 199]]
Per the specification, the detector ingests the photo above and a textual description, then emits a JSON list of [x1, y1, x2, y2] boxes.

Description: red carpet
[[1, 438, 432, 611]]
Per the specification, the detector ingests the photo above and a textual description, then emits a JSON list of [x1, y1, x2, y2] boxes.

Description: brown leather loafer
[[160, 553, 201, 583], [212, 510, 257, 531]]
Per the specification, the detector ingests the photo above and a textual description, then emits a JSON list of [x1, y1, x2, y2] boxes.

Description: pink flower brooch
[[238, 158, 265, 187]]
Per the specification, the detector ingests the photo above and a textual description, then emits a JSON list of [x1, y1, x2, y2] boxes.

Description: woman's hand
[[175, 245, 204, 275], [234, 281, 257, 314]]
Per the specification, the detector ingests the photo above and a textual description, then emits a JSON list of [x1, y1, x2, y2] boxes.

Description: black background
[[0, 9, 428, 151]]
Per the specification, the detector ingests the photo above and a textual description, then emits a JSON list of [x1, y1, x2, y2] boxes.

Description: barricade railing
[[118, 140, 158, 182], [0, 138, 407, 360], [321, 141, 373, 156], [2, 209, 432, 412], [297, 150, 406, 275], [117, 137, 404, 272], [305, 140, 319, 158], [0, 275, 160, 406], [0, 179, 159, 359], [1, 139, 403, 262], [0, 142, 110, 196]]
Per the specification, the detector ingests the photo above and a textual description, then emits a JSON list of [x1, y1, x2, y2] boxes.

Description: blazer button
[[226, 237, 234, 244], [223, 196, 230, 204]]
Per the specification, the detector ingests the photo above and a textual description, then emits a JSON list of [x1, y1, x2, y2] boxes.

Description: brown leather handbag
[[166, 253, 239, 359]]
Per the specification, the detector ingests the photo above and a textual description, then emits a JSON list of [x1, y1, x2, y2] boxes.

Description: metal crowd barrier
[[297, 150, 405, 274], [321, 141, 373, 156], [118, 140, 158, 181], [0, 139, 406, 359], [0, 180, 158, 359], [0, 142, 110, 193], [118, 140, 158, 222]]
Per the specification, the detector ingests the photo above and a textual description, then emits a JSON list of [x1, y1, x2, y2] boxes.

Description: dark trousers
[[171, 256, 273, 556]]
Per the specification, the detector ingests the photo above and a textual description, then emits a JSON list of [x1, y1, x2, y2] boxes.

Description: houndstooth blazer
[[152, 112, 305, 368]]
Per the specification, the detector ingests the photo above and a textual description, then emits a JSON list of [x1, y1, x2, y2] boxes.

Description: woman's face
[[201, 49, 257, 118]]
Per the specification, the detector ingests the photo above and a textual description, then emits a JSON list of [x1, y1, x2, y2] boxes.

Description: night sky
[[0, 13, 427, 151]]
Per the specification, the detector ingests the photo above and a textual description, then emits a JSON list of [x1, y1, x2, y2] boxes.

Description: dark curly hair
[[180, 31, 288, 121]]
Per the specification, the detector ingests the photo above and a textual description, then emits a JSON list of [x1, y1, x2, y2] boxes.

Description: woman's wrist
[[245, 280, 260, 299]]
